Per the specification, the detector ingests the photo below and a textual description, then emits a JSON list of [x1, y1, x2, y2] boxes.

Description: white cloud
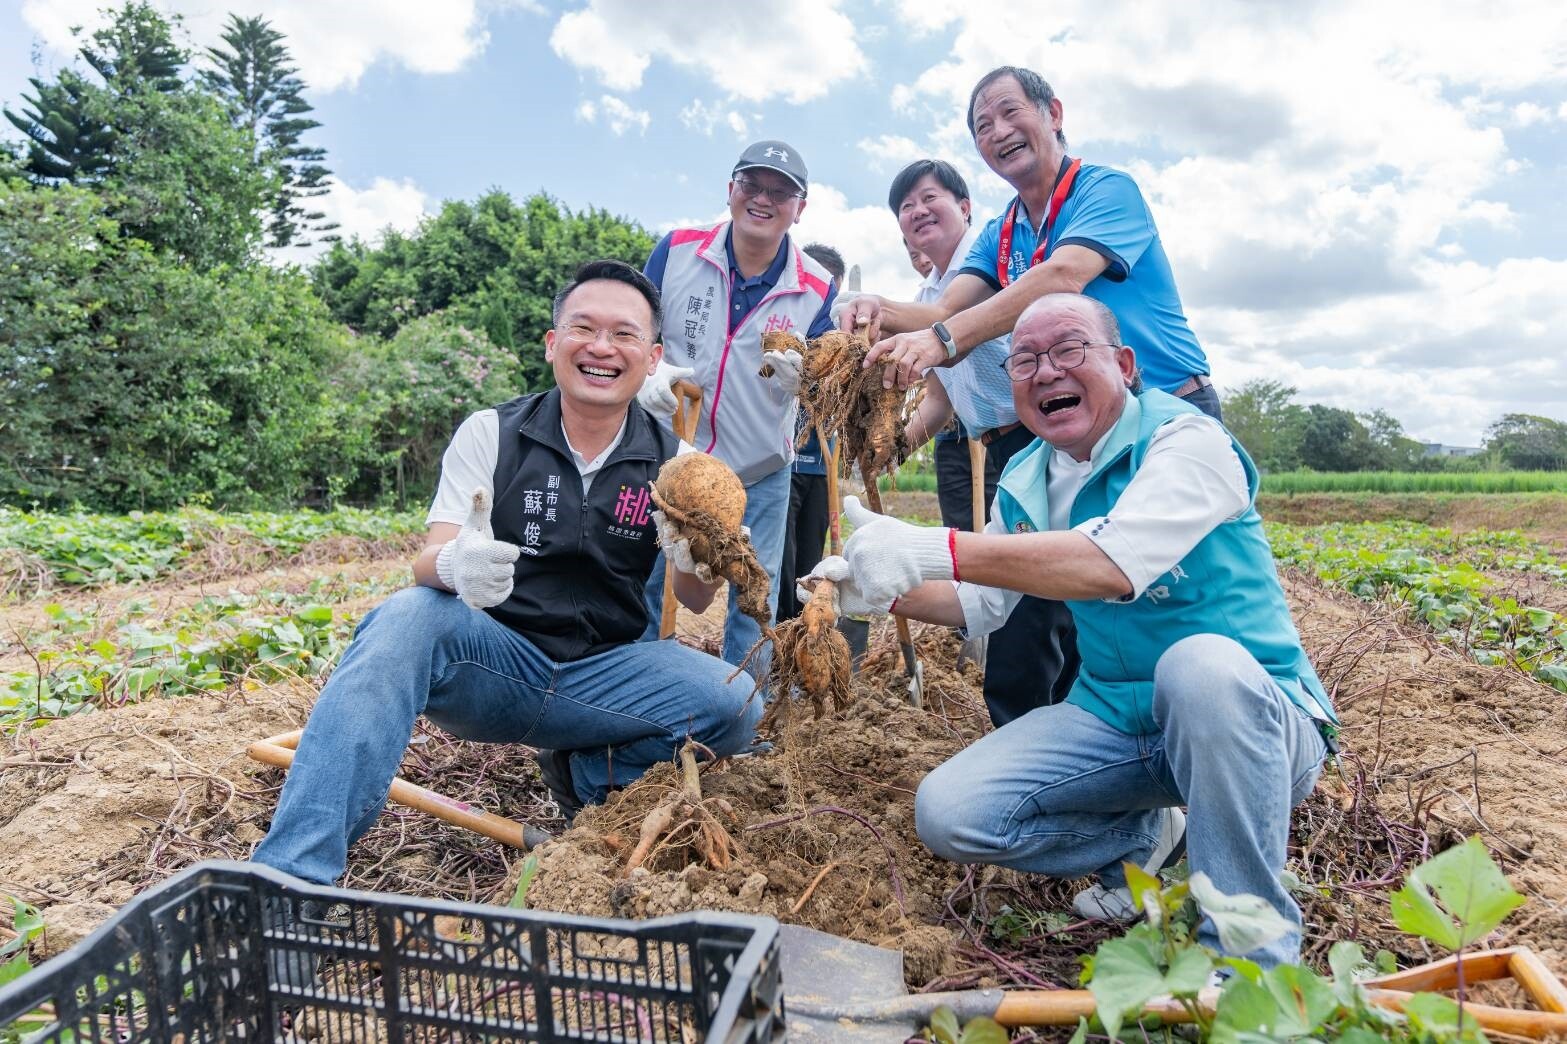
[[680, 99, 750, 139], [855, 135, 926, 173], [873, 0, 1567, 442], [267, 175, 431, 264], [577, 95, 650, 134], [549, 0, 866, 103], [1512, 101, 1553, 126], [19, 0, 532, 91]]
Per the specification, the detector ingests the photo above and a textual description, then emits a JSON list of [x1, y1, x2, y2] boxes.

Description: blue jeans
[[252, 586, 761, 885], [642, 463, 791, 673], [915, 634, 1326, 967]]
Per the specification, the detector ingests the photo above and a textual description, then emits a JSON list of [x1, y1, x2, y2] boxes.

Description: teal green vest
[[996, 391, 1336, 735]]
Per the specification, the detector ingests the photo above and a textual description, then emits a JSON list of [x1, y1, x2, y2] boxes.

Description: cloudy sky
[[4, 0, 1566, 445]]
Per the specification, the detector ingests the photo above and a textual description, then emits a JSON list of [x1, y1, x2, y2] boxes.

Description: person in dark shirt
[[253, 261, 761, 887]]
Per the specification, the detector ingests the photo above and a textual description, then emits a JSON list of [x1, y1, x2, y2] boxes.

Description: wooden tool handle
[[247, 731, 547, 850], [988, 986, 1567, 1038], [660, 382, 705, 638], [968, 436, 986, 532]]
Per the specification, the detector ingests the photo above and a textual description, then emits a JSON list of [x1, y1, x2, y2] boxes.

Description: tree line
[[1221, 380, 1567, 473], [1, 3, 653, 512]]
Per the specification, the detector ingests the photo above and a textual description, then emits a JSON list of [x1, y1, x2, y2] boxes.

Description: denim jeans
[[252, 586, 761, 885], [915, 634, 1326, 967], [642, 463, 791, 673]]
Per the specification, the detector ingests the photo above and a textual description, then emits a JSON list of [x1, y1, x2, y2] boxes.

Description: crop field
[[4, 498, 1567, 1037], [1263, 470, 1567, 494]]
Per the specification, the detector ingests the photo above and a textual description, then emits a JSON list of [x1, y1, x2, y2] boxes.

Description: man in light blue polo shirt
[[840, 66, 1220, 422], [881, 158, 1078, 723]]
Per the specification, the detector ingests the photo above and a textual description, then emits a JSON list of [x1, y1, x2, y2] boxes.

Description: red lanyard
[[996, 157, 1081, 288]]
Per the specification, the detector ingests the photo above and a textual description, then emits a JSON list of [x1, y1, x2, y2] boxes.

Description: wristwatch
[[931, 321, 959, 360]]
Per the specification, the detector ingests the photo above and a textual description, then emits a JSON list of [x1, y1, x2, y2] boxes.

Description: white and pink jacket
[[654, 223, 831, 485]]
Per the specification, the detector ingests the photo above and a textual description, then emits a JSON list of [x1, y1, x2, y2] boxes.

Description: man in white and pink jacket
[[638, 140, 838, 673]]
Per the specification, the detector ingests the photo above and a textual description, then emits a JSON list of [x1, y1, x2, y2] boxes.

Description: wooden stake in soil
[[658, 380, 703, 640]]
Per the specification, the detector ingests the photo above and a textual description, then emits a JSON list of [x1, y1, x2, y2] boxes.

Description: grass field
[[1262, 470, 1567, 493]]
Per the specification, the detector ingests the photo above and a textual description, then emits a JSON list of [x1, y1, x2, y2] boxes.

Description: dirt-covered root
[[0, 546, 51, 600], [618, 740, 740, 876], [758, 578, 853, 731], [768, 329, 910, 481], [648, 477, 771, 631]]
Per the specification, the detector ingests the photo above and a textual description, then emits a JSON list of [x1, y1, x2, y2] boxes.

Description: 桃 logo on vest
[[1013, 521, 1034, 533], [608, 483, 652, 541]]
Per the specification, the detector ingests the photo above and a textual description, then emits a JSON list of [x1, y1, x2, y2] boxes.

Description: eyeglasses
[[558, 323, 648, 350], [732, 175, 806, 205], [1000, 339, 1119, 381]]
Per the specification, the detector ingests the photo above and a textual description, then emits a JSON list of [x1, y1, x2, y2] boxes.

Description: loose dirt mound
[[514, 625, 984, 987], [0, 684, 310, 951], [1284, 569, 1567, 969], [5, 563, 1567, 990]]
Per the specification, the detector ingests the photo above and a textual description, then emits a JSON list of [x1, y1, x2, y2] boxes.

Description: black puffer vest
[[486, 390, 679, 662]]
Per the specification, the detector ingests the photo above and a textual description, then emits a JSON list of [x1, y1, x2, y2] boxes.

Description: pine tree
[[79, 1, 184, 97], [202, 15, 337, 248], [3, 72, 116, 182], [1, 2, 182, 184]]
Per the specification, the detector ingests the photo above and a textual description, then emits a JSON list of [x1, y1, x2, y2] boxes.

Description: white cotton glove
[[435, 488, 521, 609], [637, 358, 695, 420], [653, 509, 715, 583], [761, 346, 804, 396], [798, 556, 890, 617], [839, 495, 957, 608]]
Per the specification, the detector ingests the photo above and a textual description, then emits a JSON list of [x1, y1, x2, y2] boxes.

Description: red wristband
[[948, 528, 961, 581]]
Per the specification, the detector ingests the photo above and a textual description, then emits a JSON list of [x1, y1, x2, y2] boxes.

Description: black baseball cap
[[733, 140, 808, 193]]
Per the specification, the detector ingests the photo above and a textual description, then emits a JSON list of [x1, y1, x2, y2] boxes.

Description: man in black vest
[[253, 261, 761, 886]]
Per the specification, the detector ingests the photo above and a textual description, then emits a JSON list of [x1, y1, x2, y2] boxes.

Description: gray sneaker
[[1072, 807, 1187, 923]]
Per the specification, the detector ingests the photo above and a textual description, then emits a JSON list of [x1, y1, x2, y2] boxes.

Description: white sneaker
[[1072, 807, 1188, 923]]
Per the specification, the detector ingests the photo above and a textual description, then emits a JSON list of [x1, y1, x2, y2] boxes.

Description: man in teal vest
[[808, 293, 1337, 967]]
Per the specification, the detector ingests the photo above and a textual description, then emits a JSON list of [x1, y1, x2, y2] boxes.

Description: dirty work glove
[[799, 556, 889, 617], [637, 358, 696, 420], [760, 344, 804, 396], [653, 508, 715, 583], [840, 496, 957, 608], [435, 488, 521, 609]]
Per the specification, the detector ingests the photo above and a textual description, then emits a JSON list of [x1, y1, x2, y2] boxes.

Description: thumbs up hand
[[435, 488, 521, 608]]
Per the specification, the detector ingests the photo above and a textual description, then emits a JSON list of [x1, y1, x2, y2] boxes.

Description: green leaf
[[955, 1015, 1008, 1044], [1086, 928, 1166, 1039], [1065, 1017, 1088, 1044], [1391, 835, 1524, 951], [1212, 977, 1280, 1037], [0, 950, 31, 987], [508, 854, 540, 910], [1188, 872, 1292, 956], [1085, 922, 1213, 1039], [293, 604, 333, 625], [927, 1006, 960, 1044], [1258, 963, 1337, 1036], [1125, 861, 1162, 922], [1404, 991, 1481, 1038]]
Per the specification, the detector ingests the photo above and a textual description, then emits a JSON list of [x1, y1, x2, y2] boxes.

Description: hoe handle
[[659, 382, 705, 639]]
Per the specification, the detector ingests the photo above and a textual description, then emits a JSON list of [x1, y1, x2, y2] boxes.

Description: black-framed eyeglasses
[[732, 175, 806, 205], [1000, 339, 1120, 381]]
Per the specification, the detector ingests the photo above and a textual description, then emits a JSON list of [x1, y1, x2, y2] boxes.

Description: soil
[[4, 529, 1567, 997]]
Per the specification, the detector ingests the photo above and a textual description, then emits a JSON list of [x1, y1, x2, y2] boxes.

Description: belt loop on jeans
[[978, 421, 1022, 447], [1173, 374, 1213, 399]]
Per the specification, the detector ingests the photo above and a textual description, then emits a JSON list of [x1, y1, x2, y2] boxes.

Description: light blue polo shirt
[[960, 162, 1210, 394]]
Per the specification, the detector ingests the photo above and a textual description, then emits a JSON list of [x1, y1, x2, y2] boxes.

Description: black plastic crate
[[0, 860, 785, 1042]]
